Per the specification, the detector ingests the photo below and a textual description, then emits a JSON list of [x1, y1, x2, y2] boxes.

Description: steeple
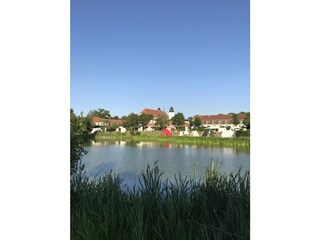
[[168, 106, 175, 119]]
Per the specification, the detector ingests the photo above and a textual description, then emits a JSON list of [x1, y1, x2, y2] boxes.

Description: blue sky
[[71, 0, 250, 118]]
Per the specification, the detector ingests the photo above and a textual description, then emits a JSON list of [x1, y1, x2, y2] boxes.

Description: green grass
[[71, 163, 250, 240], [94, 131, 250, 148]]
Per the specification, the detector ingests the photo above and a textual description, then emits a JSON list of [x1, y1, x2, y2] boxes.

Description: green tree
[[193, 116, 202, 128], [171, 112, 185, 130], [139, 113, 153, 129], [232, 114, 240, 125], [243, 112, 250, 129], [87, 108, 111, 119], [155, 115, 169, 129], [70, 109, 88, 175], [124, 113, 140, 133]]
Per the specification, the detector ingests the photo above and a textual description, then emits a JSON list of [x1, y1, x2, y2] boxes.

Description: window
[[218, 120, 222, 124], [213, 120, 216, 124]]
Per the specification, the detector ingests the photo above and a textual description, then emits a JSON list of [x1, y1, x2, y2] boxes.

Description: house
[[116, 126, 127, 133], [91, 116, 124, 127], [138, 108, 169, 128], [194, 113, 247, 128], [92, 116, 108, 126]]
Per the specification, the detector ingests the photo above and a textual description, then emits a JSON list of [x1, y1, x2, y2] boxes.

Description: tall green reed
[[71, 162, 250, 240]]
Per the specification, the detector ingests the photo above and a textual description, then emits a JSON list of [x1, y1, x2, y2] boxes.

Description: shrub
[[235, 129, 250, 138]]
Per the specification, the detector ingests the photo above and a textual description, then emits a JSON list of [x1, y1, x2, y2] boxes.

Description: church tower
[[168, 106, 175, 119]]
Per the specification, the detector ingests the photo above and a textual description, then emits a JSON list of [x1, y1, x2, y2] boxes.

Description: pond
[[82, 140, 250, 187]]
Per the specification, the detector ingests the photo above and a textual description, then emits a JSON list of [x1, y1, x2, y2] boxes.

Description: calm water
[[82, 140, 250, 187]]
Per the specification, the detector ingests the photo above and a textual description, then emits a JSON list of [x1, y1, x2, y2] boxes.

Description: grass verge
[[94, 132, 250, 148]]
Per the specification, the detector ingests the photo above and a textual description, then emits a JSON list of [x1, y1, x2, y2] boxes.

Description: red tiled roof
[[139, 108, 168, 118], [194, 113, 247, 121], [92, 116, 107, 123], [92, 117, 124, 125], [108, 119, 124, 125]]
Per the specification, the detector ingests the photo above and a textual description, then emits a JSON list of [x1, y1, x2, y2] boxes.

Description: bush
[[129, 130, 141, 136], [106, 124, 120, 131], [235, 129, 250, 138]]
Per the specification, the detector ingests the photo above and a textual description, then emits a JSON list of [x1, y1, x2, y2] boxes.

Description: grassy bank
[[71, 163, 250, 240], [94, 132, 250, 148]]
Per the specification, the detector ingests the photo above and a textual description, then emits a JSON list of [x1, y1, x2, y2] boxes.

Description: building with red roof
[[92, 116, 124, 127], [194, 113, 247, 127], [139, 108, 168, 119], [138, 108, 169, 128]]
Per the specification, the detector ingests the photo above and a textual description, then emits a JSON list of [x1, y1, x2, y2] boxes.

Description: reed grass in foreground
[[71, 163, 250, 240]]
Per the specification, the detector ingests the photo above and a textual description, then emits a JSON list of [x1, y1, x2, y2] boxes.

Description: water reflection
[[83, 140, 250, 187]]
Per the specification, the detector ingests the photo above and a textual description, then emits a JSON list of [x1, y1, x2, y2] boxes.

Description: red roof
[[108, 119, 124, 125], [139, 108, 168, 119], [92, 117, 124, 125], [92, 116, 107, 123], [195, 114, 247, 121]]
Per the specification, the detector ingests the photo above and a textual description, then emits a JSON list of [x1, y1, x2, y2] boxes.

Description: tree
[[171, 112, 185, 130], [155, 115, 169, 129], [124, 113, 140, 132], [231, 114, 240, 125], [139, 113, 153, 129], [243, 112, 250, 129], [87, 108, 111, 119], [193, 116, 202, 128], [70, 109, 88, 175]]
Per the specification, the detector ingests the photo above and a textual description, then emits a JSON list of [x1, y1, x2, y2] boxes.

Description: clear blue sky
[[71, 0, 250, 118]]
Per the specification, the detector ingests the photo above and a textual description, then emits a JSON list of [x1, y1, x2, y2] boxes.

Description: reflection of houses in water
[[136, 142, 173, 149], [221, 148, 236, 157], [116, 141, 126, 146], [90, 140, 107, 146]]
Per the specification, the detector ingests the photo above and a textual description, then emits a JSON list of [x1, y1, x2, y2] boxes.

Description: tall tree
[[193, 116, 202, 128], [87, 108, 111, 119], [231, 114, 240, 125], [243, 112, 250, 129], [171, 112, 185, 130], [124, 113, 140, 132], [70, 109, 88, 175], [155, 115, 169, 129], [139, 113, 153, 129]]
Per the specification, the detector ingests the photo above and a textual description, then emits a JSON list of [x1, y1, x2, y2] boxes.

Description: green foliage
[[235, 129, 250, 138], [130, 130, 141, 136], [87, 108, 111, 119], [171, 112, 185, 129], [193, 116, 202, 128], [226, 126, 231, 130], [71, 163, 250, 240], [139, 113, 153, 128], [243, 113, 250, 129], [94, 132, 250, 148], [70, 109, 90, 175], [155, 115, 169, 129], [232, 114, 240, 125], [123, 113, 139, 129], [106, 124, 119, 131]]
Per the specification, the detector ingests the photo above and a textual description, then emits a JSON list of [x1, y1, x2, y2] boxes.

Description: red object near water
[[160, 128, 173, 136]]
